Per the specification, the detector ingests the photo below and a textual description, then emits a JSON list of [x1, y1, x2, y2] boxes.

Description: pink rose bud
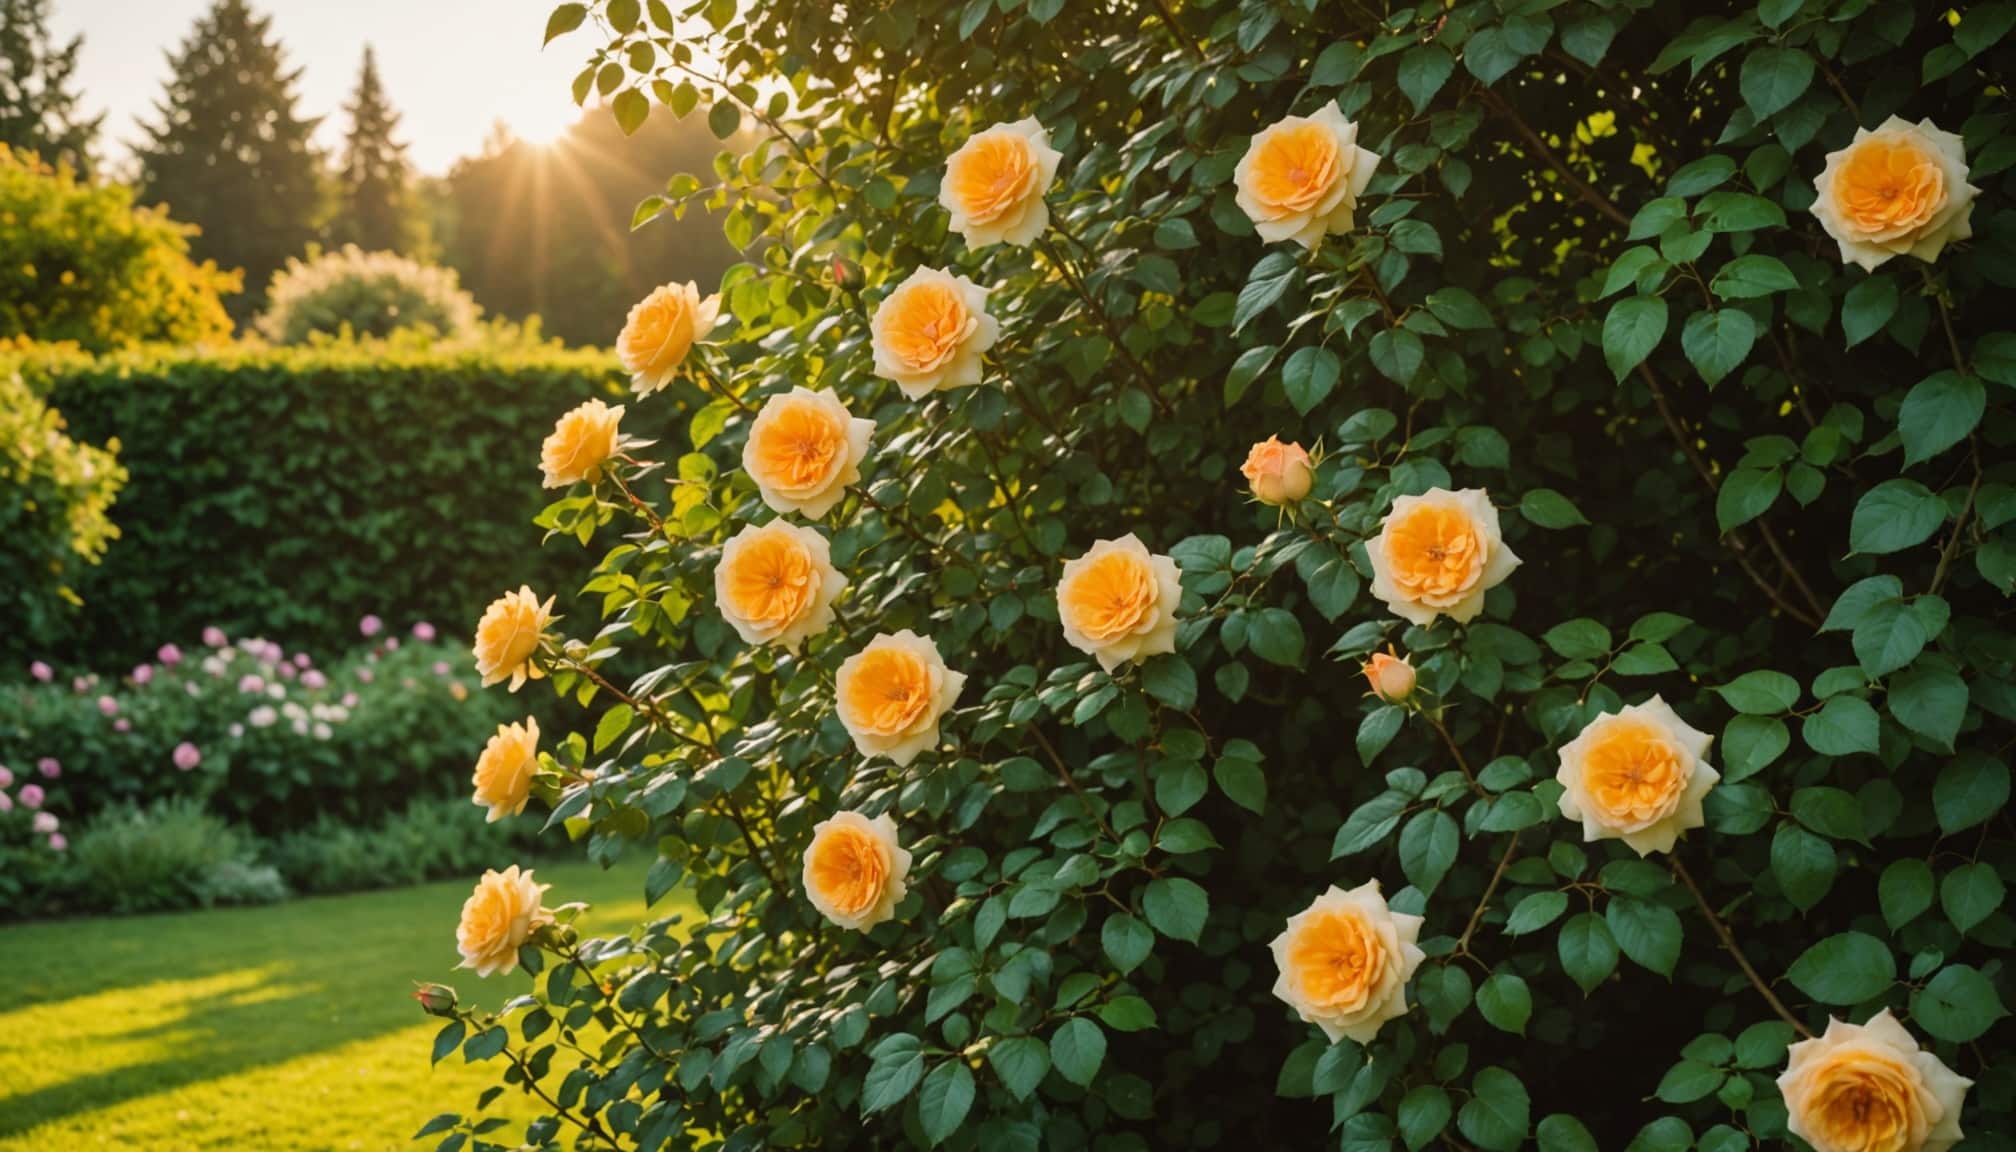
[[360, 614, 384, 637], [432, 661, 451, 676], [0, 765, 10, 787], [204, 626, 228, 647], [37, 757, 60, 778], [32, 811, 57, 834], [412, 621, 437, 641], [97, 695, 118, 716], [341, 692, 359, 708], [73, 676, 91, 693], [279, 663, 297, 680], [158, 643, 183, 665], [1363, 649, 1417, 705], [294, 652, 312, 668], [412, 982, 460, 1017], [239, 674, 264, 694], [19, 784, 44, 809], [302, 669, 328, 689], [48, 833, 66, 851], [29, 661, 52, 682], [114, 718, 131, 732], [384, 637, 399, 652], [356, 667, 374, 683], [0, 791, 10, 811], [133, 664, 154, 685], [173, 742, 202, 771], [1240, 436, 1315, 506]]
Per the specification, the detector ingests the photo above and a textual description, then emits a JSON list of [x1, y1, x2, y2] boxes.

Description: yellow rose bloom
[[714, 521, 846, 652], [1812, 116, 1978, 272], [834, 630, 966, 766], [540, 398, 624, 488], [1056, 534, 1183, 673], [1271, 880, 1425, 1044], [1555, 695, 1718, 856], [1368, 487, 1520, 626], [742, 387, 875, 518], [1234, 101, 1382, 249], [617, 280, 723, 395], [1241, 436, 1314, 505], [802, 809, 912, 931], [939, 117, 1064, 249], [1780, 1010, 1971, 1152], [455, 865, 551, 977], [471, 717, 540, 823], [473, 585, 556, 692], [869, 266, 1000, 400]]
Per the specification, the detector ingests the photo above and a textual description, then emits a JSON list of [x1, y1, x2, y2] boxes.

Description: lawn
[[0, 858, 688, 1152]]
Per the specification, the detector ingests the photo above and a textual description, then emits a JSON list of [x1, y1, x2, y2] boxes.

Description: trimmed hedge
[[9, 342, 638, 670]]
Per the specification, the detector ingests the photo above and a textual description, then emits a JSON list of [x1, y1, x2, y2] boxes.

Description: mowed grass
[[0, 858, 688, 1152]]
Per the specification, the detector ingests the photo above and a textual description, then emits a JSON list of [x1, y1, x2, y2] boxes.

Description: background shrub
[[418, 2, 2016, 1151], [4, 341, 634, 670], [268, 793, 544, 896], [254, 245, 482, 345], [0, 365, 125, 649], [0, 145, 236, 351], [68, 797, 280, 916]]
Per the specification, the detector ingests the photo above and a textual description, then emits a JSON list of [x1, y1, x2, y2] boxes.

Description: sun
[[500, 95, 578, 149]]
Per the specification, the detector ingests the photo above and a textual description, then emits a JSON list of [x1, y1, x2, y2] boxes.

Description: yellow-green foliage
[[0, 146, 237, 351], [0, 365, 123, 645], [255, 244, 482, 346]]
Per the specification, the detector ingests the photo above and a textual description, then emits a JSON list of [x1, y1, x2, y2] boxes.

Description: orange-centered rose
[[472, 716, 540, 823], [802, 809, 912, 931], [1362, 649, 1416, 704], [1242, 436, 1314, 505], [1780, 1011, 1971, 1152], [1812, 116, 1977, 271], [835, 630, 966, 765], [1234, 101, 1382, 250], [714, 521, 845, 652], [1555, 695, 1718, 856], [743, 387, 875, 518], [473, 585, 556, 692], [540, 397, 624, 488], [617, 280, 723, 395], [1056, 534, 1183, 672], [455, 865, 551, 977], [870, 266, 1000, 400], [939, 117, 1063, 249], [1368, 487, 1519, 626], [1271, 880, 1425, 1044]]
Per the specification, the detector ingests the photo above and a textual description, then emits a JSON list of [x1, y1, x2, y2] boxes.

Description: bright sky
[[52, 0, 596, 175]]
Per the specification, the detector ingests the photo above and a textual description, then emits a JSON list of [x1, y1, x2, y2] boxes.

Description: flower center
[[846, 648, 932, 735], [1583, 718, 1686, 827], [1253, 122, 1342, 212], [1289, 909, 1385, 1012], [811, 827, 887, 915], [1836, 137, 1944, 235], [951, 134, 1034, 223], [1064, 551, 1158, 642], [1810, 1052, 1920, 1152], [1385, 503, 1486, 603], [886, 283, 969, 371], [728, 535, 815, 627], [757, 402, 846, 493]]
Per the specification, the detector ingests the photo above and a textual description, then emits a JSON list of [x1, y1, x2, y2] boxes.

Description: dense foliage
[[421, 1, 2015, 1150], [333, 45, 421, 255], [255, 245, 481, 345], [0, 360, 125, 650], [4, 342, 628, 669], [0, 146, 237, 351]]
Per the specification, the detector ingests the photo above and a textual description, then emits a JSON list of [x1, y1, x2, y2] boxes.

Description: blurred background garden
[[0, 0, 719, 1144]]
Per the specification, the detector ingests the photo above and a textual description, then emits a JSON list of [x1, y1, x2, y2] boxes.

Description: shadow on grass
[[0, 858, 662, 1140]]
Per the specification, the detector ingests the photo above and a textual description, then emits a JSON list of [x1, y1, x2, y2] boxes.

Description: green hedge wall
[[12, 343, 637, 670]]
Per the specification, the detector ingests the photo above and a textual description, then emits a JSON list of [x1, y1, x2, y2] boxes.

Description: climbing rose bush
[[412, 1, 2016, 1150]]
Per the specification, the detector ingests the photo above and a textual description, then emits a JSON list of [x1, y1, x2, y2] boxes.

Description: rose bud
[[1362, 649, 1416, 704]]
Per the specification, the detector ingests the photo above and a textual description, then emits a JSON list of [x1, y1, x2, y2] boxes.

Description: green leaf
[[1715, 467, 1781, 532], [1842, 277, 1899, 348], [1722, 715, 1790, 782], [1458, 1067, 1530, 1152], [708, 100, 741, 139], [1852, 599, 1928, 677], [1399, 809, 1460, 895], [862, 1036, 925, 1113], [1398, 44, 1455, 113], [1102, 912, 1154, 974], [1370, 328, 1425, 385], [1880, 858, 1935, 931], [1520, 488, 1588, 528], [1425, 287, 1493, 329], [1739, 46, 1815, 118], [1940, 862, 2004, 934], [1934, 754, 2010, 834], [1791, 786, 1866, 842], [1505, 891, 1569, 936], [1787, 932, 1896, 1005], [1605, 896, 1681, 977], [1656, 1060, 1724, 1104], [1683, 309, 1757, 387], [1214, 755, 1267, 815], [1543, 618, 1612, 660], [544, 3, 588, 43], [1477, 972, 1532, 1035], [1097, 995, 1157, 1032], [1716, 670, 1799, 714], [1824, 575, 1906, 632], [1246, 608, 1305, 667], [987, 1035, 1050, 1101], [431, 1019, 466, 1065], [1153, 217, 1199, 251], [1141, 656, 1197, 710], [1887, 664, 1968, 751], [1667, 155, 1735, 197], [1772, 823, 1837, 912], [1049, 1018, 1106, 1087], [1142, 877, 1209, 943], [1312, 40, 1365, 86], [1334, 790, 1407, 856], [1899, 371, 1985, 467], [1712, 254, 1799, 299], [1558, 913, 1618, 994], [1802, 695, 1880, 756], [917, 1060, 975, 1147], [1603, 296, 1668, 380], [1282, 345, 1343, 414], [612, 88, 649, 136], [1399, 1085, 1454, 1152], [1850, 480, 1945, 554], [1912, 965, 2008, 1043], [1235, 252, 1299, 330], [1538, 1114, 1599, 1152], [1357, 705, 1404, 767]]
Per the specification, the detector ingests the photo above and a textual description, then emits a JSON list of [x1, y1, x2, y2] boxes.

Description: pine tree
[[135, 0, 322, 319], [334, 45, 417, 253], [0, 0, 102, 172]]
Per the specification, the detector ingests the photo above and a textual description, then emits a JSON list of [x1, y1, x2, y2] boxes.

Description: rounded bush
[[254, 244, 481, 345], [419, 2, 2015, 1151], [0, 367, 125, 648]]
